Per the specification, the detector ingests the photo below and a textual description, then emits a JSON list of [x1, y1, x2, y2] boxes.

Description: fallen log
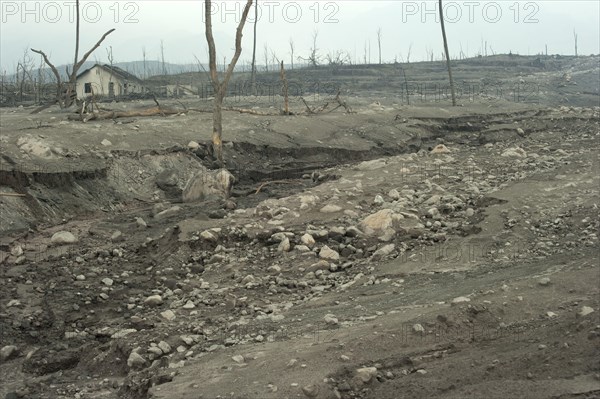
[[67, 106, 182, 122]]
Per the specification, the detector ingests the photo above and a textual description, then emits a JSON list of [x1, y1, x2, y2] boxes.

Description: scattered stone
[[538, 277, 551, 286], [451, 296, 471, 305], [50, 231, 78, 245], [157, 341, 172, 354], [0, 345, 19, 361], [188, 141, 200, 150], [160, 310, 176, 321], [356, 367, 378, 383], [302, 384, 320, 398], [372, 244, 395, 260], [144, 295, 163, 307], [232, 355, 245, 364], [360, 209, 398, 235], [182, 301, 196, 309], [127, 351, 146, 369], [10, 246, 23, 257], [111, 230, 124, 242], [388, 189, 400, 200], [101, 139, 112, 146], [135, 217, 147, 228], [324, 314, 339, 326], [182, 169, 234, 202], [200, 230, 218, 242], [501, 147, 527, 158], [345, 226, 363, 237], [101, 278, 113, 286], [319, 246, 340, 261], [430, 144, 450, 154], [373, 195, 385, 205], [577, 306, 594, 318], [320, 204, 342, 213], [301, 234, 316, 248], [412, 324, 425, 334], [278, 237, 291, 252]]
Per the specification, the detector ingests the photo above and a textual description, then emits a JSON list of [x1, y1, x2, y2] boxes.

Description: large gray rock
[[50, 231, 78, 245], [182, 168, 234, 202]]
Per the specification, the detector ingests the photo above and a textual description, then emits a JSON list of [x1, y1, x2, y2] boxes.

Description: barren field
[[0, 56, 599, 399]]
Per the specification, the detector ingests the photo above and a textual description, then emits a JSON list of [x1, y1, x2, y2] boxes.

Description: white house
[[76, 64, 145, 99]]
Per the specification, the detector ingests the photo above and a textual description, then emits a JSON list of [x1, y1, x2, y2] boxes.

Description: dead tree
[[376, 28, 382, 64], [250, 0, 258, 88], [31, 0, 114, 108], [279, 61, 289, 114], [205, 0, 253, 165], [289, 38, 295, 69], [573, 30, 578, 57], [439, 0, 456, 106], [299, 29, 320, 67]]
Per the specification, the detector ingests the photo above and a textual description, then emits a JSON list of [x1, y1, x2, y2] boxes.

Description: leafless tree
[[263, 43, 269, 72], [439, 0, 456, 106], [250, 0, 258, 87], [376, 28, 382, 64], [299, 29, 320, 67], [326, 50, 351, 66], [160, 40, 167, 75], [573, 30, 578, 57], [406, 43, 413, 63], [142, 47, 147, 79], [31, 0, 114, 108], [204, 0, 253, 164], [289, 38, 295, 70]]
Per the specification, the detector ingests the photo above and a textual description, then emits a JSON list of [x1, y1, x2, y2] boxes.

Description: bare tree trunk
[[251, 0, 258, 89], [376, 28, 382, 64], [289, 38, 295, 70], [32, 0, 114, 108], [280, 61, 289, 114], [573, 30, 578, 57], [439, 0, 456, 106], [205, 0, 253, 166]]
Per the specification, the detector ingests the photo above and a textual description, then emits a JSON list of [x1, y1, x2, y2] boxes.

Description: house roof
[[77, 64, 143, 83]]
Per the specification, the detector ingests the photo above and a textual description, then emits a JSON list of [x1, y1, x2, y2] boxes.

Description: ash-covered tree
[[204, 0, 253, 165], [31, 0, 114, 108]]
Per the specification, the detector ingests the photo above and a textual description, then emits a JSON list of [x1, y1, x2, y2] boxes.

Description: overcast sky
[[1, 0, 599, 72]]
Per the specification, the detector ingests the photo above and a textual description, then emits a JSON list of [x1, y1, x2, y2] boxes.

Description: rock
[[155, 206, 181, 220], [101, 139, 112, 146], [372, 244, 395, 260], [356, 367, 378, 383], [127, 351, 146, 369], [135, 217, 147, 228], [345, 226, 363, 237], [360, 209, 402, 235], [451, 296, 471, 305], [160, 310, 176, 321], [324, 314, 339, 326], [76, 275, 85, 281], [110, 230, 124, 242], [501, 147, 527, 158], [158, 341, 172, 354], [307, 260, 330, 273], [301, 234, 316, 247], [10, 246, 23, 257], [319, 246, 340, 261], [373, 195, 385, 205], [182, 168, 234, 202], [188, 141, 200, 150], [430, 144, 450, 154], [413, 324, 425, 334], [465, 208, 475, 217], [101, 278, 113, 286], [200, 230, 218, 242], [320, 204, 342, 213], [144, 295, 163, 307], [388, 189, 400, 200], [302, 384, 320, 398], [538, 277, 551, 286], [0, 345, 19, 361], [50, 231, 78, 245], [577, 306, 594, 318], [232, 355, 245, 364], [357, 159, 387, 171], [182, 301, 196, 309], [278, 237, 291, 252]]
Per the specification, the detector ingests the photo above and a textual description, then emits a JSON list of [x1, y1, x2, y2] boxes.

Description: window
[[84, 83, 92, 94]]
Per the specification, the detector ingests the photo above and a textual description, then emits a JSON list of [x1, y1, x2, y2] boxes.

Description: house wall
[[76, 67, 144, 99]]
